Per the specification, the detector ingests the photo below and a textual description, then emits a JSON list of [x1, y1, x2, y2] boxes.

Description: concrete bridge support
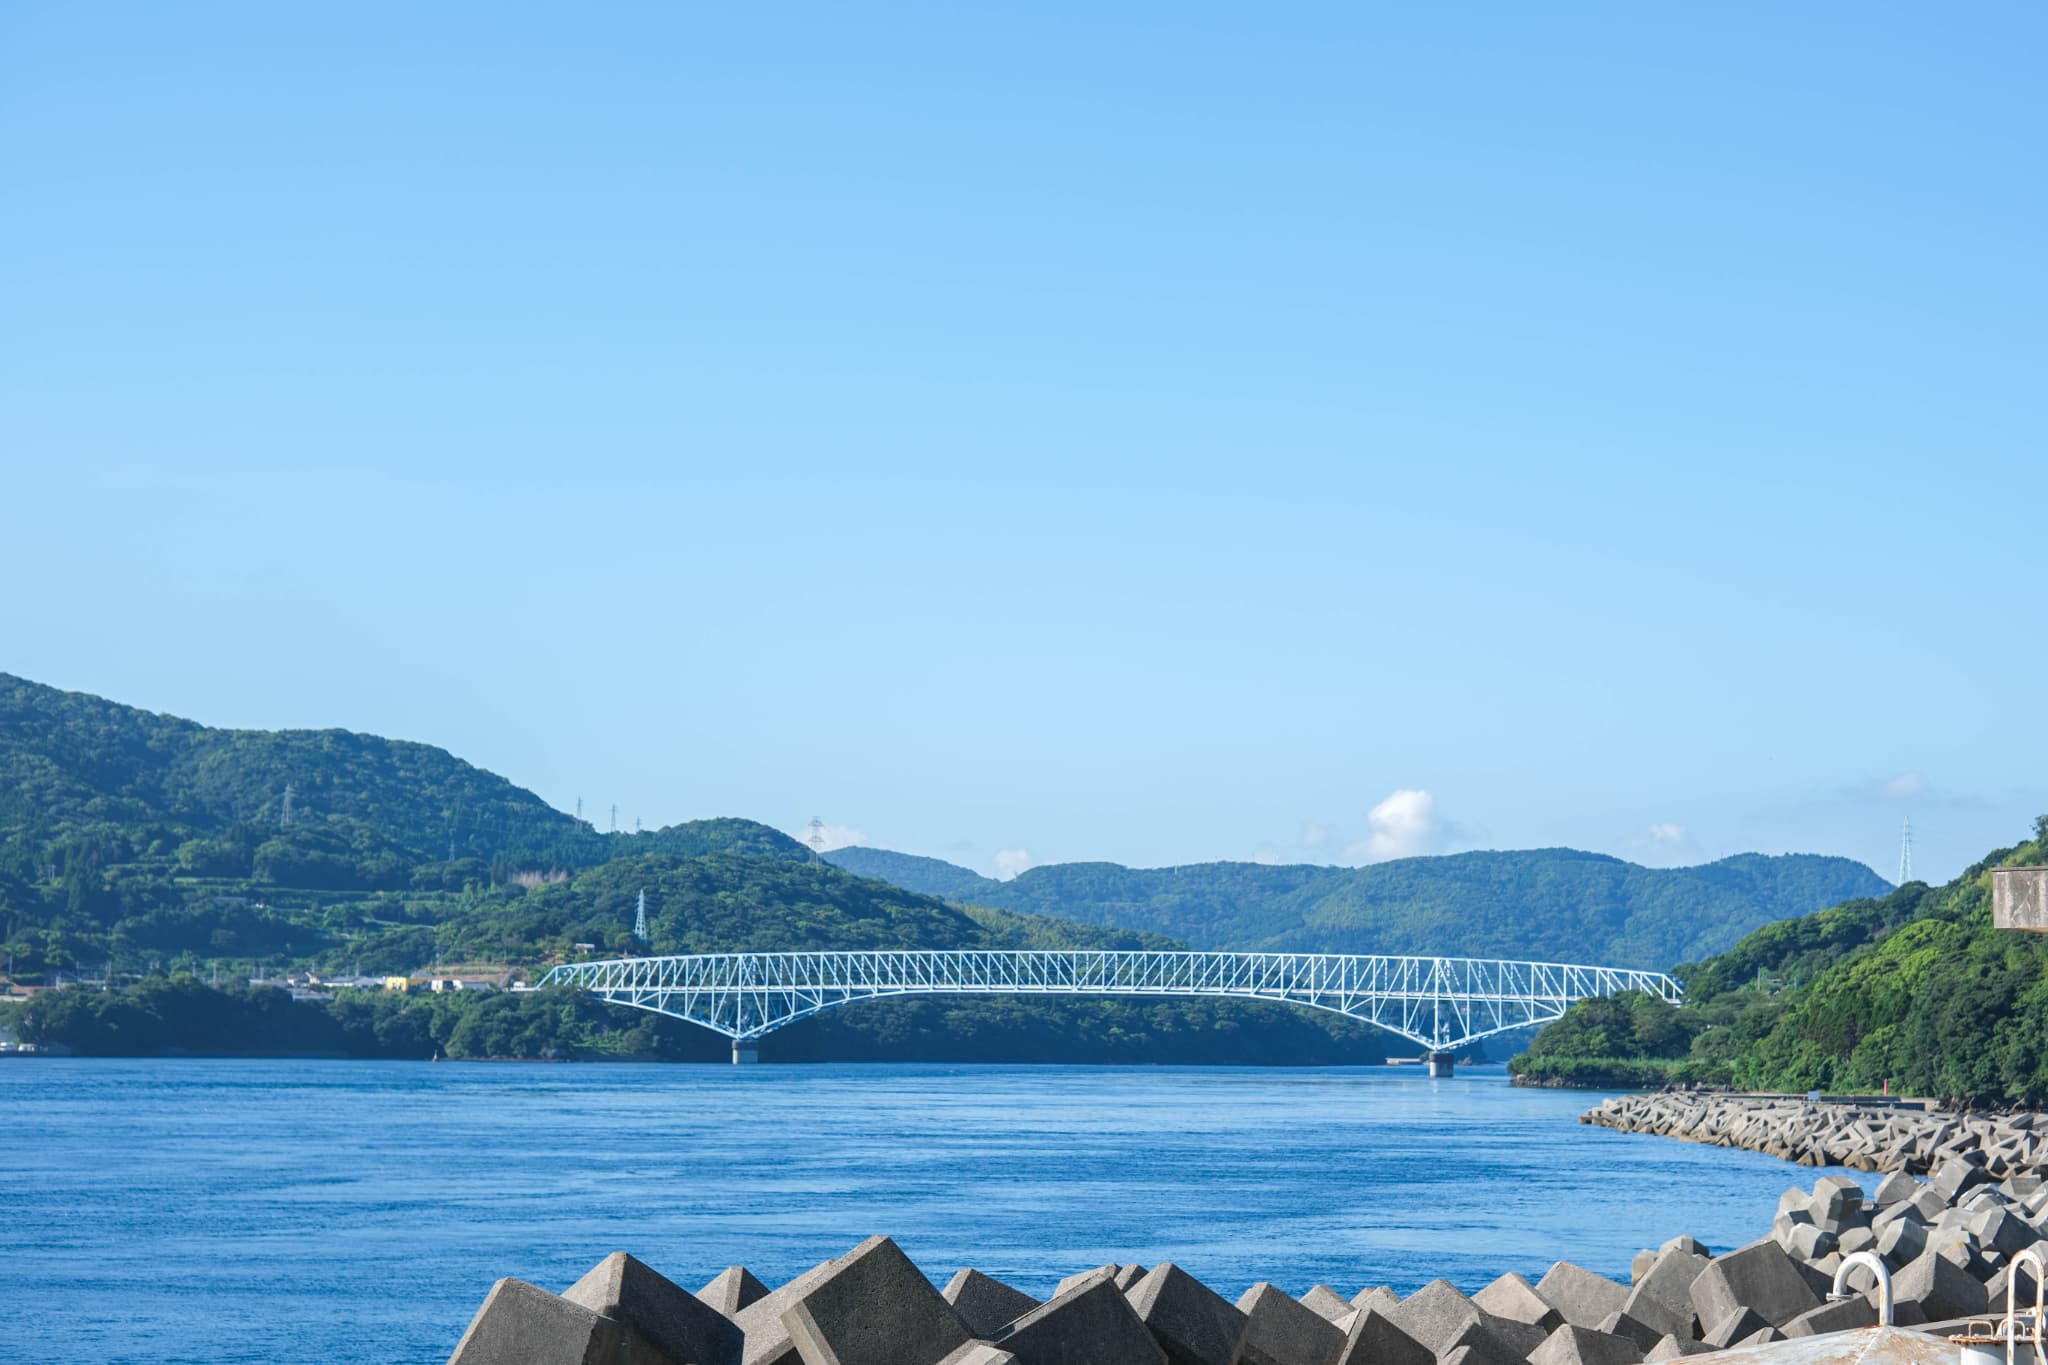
[[1426, 1052, 1455, 1078], [732, 1043, 759, 1065]]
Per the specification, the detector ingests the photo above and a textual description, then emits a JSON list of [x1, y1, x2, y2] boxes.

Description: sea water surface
[[6, 1059, 1872, 1363]]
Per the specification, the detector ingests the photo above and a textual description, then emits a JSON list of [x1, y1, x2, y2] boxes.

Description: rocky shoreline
[[444, 1140, 2048, 1365], [1581, 1093, 2047, 1177]]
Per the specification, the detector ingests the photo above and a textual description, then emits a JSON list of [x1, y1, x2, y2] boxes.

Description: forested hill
[[1513, 818, 2048, 1105], [823, 845, 1890, 970], [0, 672, 809, 883]]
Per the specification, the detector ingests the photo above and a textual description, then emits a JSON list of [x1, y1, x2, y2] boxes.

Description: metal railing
[[537, 950, 1682, 1050]]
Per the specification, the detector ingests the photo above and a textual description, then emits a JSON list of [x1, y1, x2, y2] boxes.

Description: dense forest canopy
[[826, 844, 1891, 969], [1511, 818, 2048, 1105]]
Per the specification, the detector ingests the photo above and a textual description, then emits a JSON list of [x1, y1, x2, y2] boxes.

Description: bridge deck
[[538, 949, 1680, 1054]]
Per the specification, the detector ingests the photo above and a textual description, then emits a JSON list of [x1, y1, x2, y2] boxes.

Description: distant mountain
[[822, 846, 1003, 902], [822, 845, 1891, 970]]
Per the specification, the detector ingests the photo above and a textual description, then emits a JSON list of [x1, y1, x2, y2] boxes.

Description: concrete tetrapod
[[991, 1269, 1167, 1365], [1126, 1263, 1250, 1365], [698, 1268, 771, 1320], [565, 1253, 744, 1365], [779, 1235, 973, 1365], [941, 1269, 1039, 1339], [1535, 1263, 1631, 1331], [447, 1278, 627, 1365], [1687, 1242, 1820, 1332], [1234, 1283, 1346, 1365]]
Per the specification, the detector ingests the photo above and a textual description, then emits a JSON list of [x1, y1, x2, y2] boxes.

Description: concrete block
[[1439, 1346, 1518, 1365], [1811, 1175, 1864, 1225], [1970, 1206, 2038, 1256], [1874, 1173, 1923, 1207], [1055, 1266, 1120, 1298], [1777, 1188, 1814, 1220], [780, 1235, 972, 1365], [1839, 1227, 1878, 1257], [1595, 1311, 1664, 1352], [1781, 1297, 1878, 1338], [1235, 1283, 1345, 1365], [733, 1259, 841, 1365], [1623, 1247, 1710, 1339], [1661, 1237, 1712, 1260], [1893, 1250, 1989, 1322], [1734, 1328, 1783, 1347], [1906, 1189, 1949, 1223], [994, 1272, 1166, 1365], [935, 1348, 1016, 1365], [565, 1252, 743, 1365], [1331, 1306, 1433, 1365], [1530, 1325, 1641, 1365], [1474, 1273, 1564, 1332], [1384, 1280, 1490, 1355], [1782, 1223, 1837, 1262], [700, 1268, 772, 1319], [1700, 1307, 1771, 1351], [1644, 1335, 1701, 1360], [1536, 1263, 1630, 1331], [1687, 1242, 1819, 1331], [1632, 1251, 1658, 1286], [1348, 1287, 1399, 1314], [1878, 1219, 1928, 1265], [1933, 1158, 1992, 1203], [1125, 1263, 1248, 1365], [1299, 1287, 1355, 1325], [1117, 1266, 1149, 1293], [448, 1278, 625, 1365], [943, 1270, 1039, 1339]]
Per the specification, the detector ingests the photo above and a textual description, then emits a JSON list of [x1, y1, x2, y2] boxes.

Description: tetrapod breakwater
[[1581, 1093, 2048, 1177], [443, 1140, 2048, 1365]]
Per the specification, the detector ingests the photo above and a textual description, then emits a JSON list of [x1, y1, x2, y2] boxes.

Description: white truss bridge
[[538, 951, 1681, 1063]]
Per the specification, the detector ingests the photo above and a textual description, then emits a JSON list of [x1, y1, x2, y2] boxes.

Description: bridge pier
[[731, 1042, 759, 1065], [1426, 1052, 1455, 1079]]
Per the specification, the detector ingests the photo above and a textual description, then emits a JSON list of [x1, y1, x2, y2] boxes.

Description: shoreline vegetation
[[0, 977, 1411, 1066], [1509, 819, 2048, 1108]]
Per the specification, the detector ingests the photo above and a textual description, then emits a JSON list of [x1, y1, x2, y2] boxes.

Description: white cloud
[[1300, 821, 1335, 849], [1647, 821, 1688, 844], [993, 848, 1036, 880], [1344, 789, 1453, 863], [793, 822, 866, 853], [1876, 772, 1932, 801]]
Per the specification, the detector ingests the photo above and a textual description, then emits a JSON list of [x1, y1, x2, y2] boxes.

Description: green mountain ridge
[[824, 844, 1891, 970]]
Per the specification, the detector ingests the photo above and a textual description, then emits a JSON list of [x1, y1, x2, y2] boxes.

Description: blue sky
[[3, 4, 2042, 884]]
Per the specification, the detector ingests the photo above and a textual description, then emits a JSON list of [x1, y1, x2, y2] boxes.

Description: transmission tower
[[610, 804, 618, 834], [633, 890, 649, 943], [806, 817, 827, 857], [280, 783, 295, 828], [1899, 817, 1914, 885], [576, 797, 583, 823]]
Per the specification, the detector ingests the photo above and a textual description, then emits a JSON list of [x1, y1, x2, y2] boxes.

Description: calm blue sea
[[4, 1060, 1872, 1364]]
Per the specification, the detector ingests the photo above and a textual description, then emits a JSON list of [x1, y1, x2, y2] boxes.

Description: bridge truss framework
[[538, 950, 1681, 1060]]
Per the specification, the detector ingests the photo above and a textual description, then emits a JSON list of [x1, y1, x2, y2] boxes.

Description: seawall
[[1582, 1093, 2047, 1176]]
